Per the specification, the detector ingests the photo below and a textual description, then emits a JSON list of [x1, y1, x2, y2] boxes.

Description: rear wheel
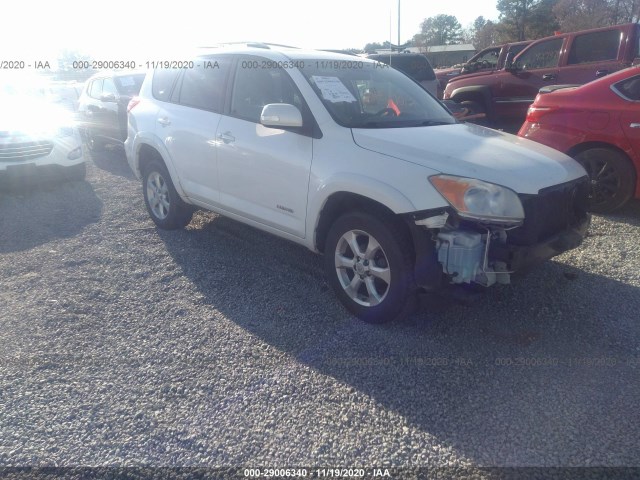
[[323, 212, 416, 323], [574, 147, 636, 213], [142, 161, 193, 229]]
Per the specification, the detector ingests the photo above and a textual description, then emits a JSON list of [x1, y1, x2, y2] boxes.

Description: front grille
[[507, 177, 590, 246], [0, 141, 54, 163]]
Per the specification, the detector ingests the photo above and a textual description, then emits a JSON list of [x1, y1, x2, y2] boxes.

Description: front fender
[[306, 172, 447, 251]]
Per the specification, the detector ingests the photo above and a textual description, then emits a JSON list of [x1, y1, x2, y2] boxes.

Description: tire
[[65, 162, 86, 182], [85, 130, 104, 153], [141, 161, 193, 229], [323, 212, 416, 324], [574, 147, 636, 213]]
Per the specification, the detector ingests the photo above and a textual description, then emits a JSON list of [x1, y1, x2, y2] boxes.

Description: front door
[[215, 57, 313, 238]]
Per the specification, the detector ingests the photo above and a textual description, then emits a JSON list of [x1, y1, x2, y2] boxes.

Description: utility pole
[[398, 0, 401, 49]]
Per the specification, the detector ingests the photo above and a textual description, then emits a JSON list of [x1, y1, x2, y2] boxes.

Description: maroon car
[[444, 23, 640, 130], [519, 66, 640, 212], [434, 41, 531, 98]]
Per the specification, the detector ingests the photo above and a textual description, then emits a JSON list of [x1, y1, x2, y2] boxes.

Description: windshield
[[300, 59, 454, 129]]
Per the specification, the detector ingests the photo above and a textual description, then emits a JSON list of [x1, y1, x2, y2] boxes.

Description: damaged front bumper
[[407, 177, 591, 289], [490, 216, 589, 272]]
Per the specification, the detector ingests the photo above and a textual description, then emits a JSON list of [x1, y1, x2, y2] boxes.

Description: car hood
[[445, 69, 496, 90], [351, 123, 587, 195], [435, 67, 461, 79]]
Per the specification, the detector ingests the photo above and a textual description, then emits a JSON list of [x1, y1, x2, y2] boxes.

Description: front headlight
[[430, 174, 525, 225]]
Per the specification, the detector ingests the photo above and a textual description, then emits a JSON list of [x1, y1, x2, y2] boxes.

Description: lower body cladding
[[409, 178, 591, 290]]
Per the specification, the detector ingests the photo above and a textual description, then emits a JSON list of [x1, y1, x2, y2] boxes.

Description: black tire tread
[[141, 161, 193, 230], [575, 147, 636, 213]]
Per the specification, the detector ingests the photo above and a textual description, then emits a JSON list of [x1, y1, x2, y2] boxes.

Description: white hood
[[352, 123, 587, 195]]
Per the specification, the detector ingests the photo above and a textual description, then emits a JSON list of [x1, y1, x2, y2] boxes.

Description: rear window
[[114, 74, 145, 96], [152, 69, 181, 101], [568, 29, 621, 65], [612, 74, 640, 101], [368, 55, 436, 81], [176, 58, 230, 112]]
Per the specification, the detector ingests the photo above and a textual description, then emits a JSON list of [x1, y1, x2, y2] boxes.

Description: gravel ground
[[1, 147, 639, 477]]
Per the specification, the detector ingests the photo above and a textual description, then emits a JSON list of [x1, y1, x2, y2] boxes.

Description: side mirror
[[100, 92, 117, 103], [461, 62, 476, 74], [260, 103, 303, 128]]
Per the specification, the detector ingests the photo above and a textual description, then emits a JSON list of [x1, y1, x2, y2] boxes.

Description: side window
[[613, 75, 640, 101], [517, 38, 563, 70], [177, 57, 230, 112], [88, 79, 102, 99], [509, 44, 528, 58], [102, 78, 118, 96], [152, 69, 181, 101], [568, 30, 621, 65], [230, 60, 304, 123], [475, 48, 500, 68]]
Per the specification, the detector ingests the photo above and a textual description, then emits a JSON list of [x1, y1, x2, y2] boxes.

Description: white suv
[[126, 45, 590, 323]]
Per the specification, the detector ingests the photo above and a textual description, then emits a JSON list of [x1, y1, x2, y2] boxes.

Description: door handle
[[630, 123, 640, 129], [596, 69, 609, 78], [157, 117, 171, 127], [217, 131, 235, 144], [542, 74, 556, 81]]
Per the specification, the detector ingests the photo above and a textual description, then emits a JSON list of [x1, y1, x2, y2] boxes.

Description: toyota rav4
[[126, 45, 590, 324]]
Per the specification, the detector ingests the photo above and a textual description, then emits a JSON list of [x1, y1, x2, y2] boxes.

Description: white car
[[126, 45, 590, 323], [0, 81, 85, 184]]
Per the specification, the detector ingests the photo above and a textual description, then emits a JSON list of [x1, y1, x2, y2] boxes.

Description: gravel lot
[[1, 147, 639, 477]]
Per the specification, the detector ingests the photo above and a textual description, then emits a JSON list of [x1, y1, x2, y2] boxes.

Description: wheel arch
[[134, 140, 189, 200], [314, 191, 413, 255], [448, 85, 492, 113]]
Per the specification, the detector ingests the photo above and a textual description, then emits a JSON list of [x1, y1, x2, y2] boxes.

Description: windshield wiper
[[419, 120, 453, 126]]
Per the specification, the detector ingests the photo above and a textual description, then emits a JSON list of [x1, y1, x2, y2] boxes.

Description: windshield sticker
[[119, 76, 136, 87], [312, 76, 357, 103]]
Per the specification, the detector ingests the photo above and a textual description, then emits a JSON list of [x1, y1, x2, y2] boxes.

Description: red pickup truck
[[435, 41, 531, 98], [443, 23, 640, 129]]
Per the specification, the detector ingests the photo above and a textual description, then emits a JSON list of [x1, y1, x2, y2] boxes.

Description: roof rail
[[200, 42, 299, 50]]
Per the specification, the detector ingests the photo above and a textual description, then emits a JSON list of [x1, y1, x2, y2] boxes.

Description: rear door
[[560, 28, 624, 84], [99, 77, 121, 141], [157, 56, 232, 204], [80, 78, 109, 137]]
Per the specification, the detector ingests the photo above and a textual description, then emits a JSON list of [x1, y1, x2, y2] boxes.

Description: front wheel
[[574, 147, 636, 213], [84, 130, 104, 153], [323, 212, 416, 323], [142, 161, 193, 229]]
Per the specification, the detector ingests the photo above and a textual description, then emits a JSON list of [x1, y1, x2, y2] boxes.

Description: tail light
[[525, 106, 557, 123], [127, 96, 141, 113]]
